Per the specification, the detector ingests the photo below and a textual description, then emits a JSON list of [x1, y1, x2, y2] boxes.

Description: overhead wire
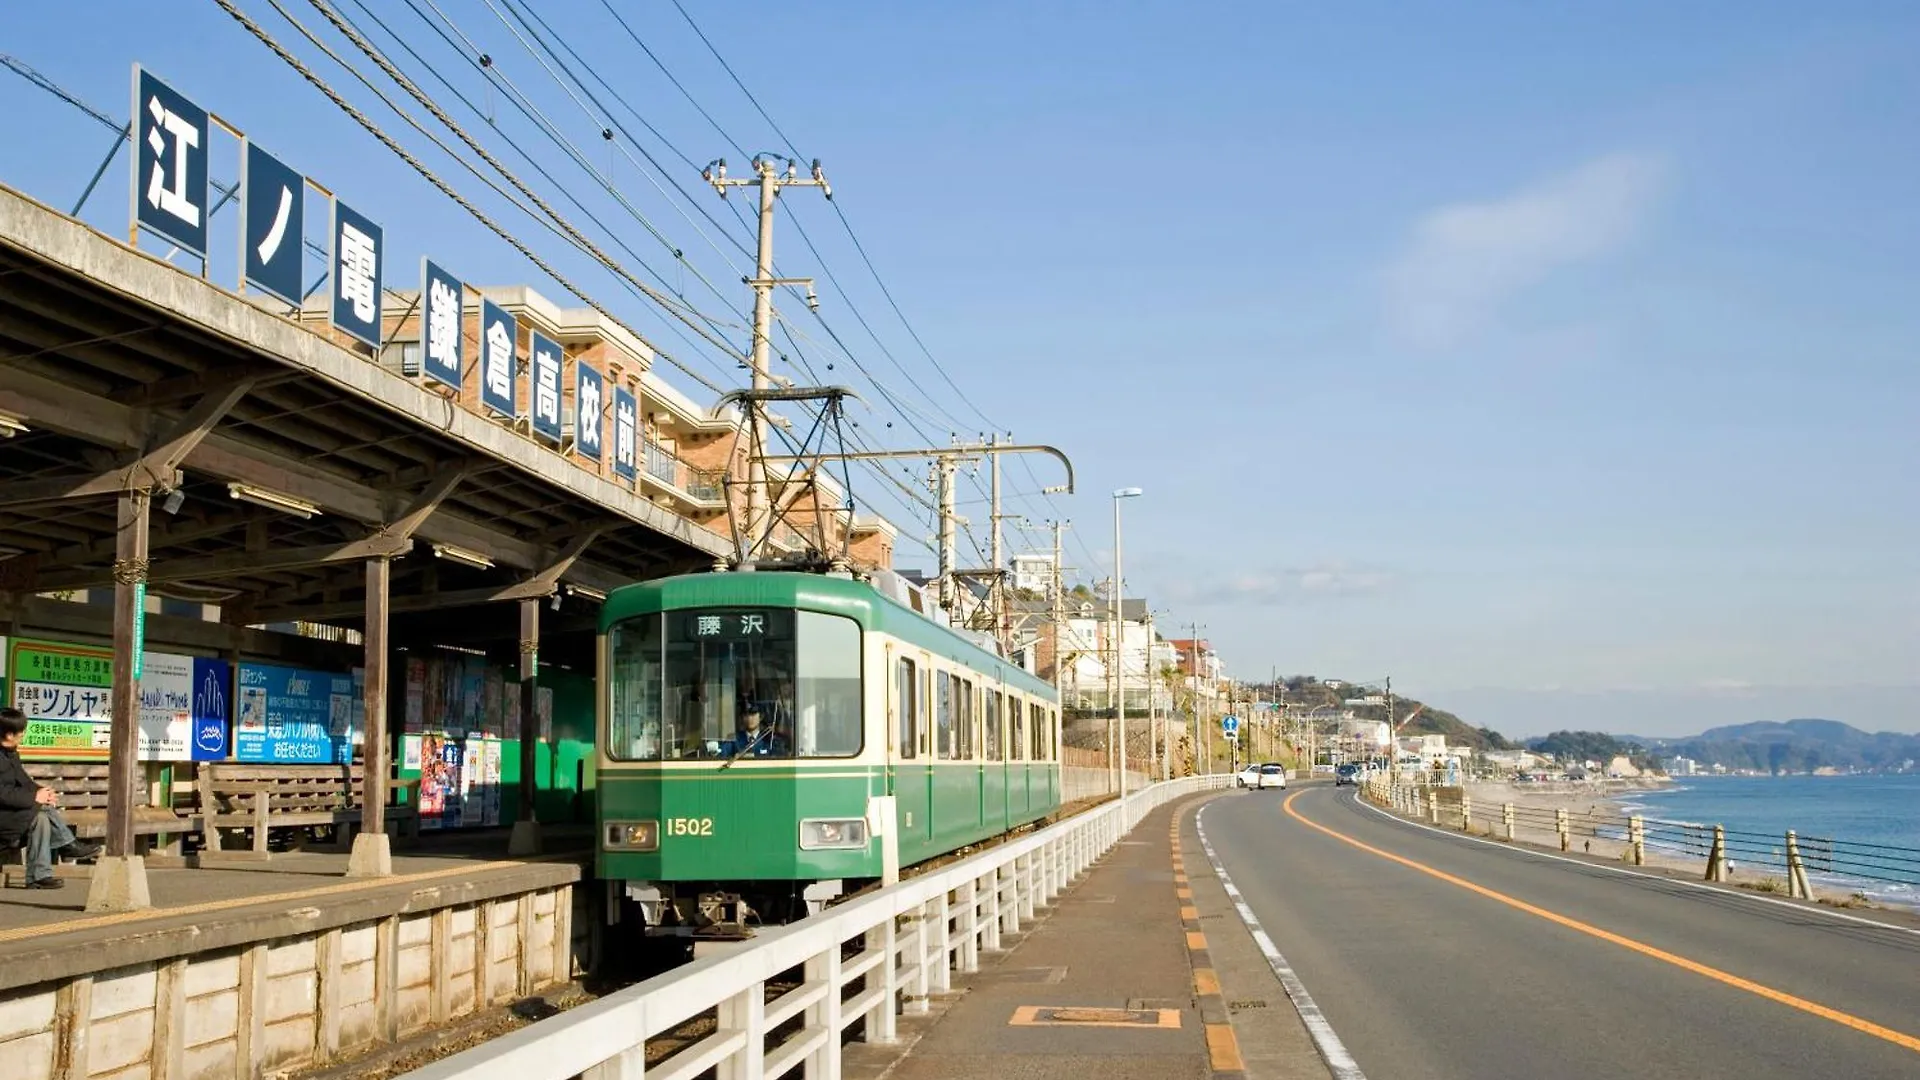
[[333, 0, 744, 350], [286, 0, 748, 379], [660, 0, 1065, 550], [212, 0, 739, 393]]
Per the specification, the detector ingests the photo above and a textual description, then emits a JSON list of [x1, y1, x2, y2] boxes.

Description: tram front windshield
[[609, 607, 862, 760]]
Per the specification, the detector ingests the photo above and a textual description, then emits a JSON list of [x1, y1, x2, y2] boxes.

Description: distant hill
[[1401, 702, 1515, 752], [1526, 730, 1663, 772], [1631, 718, 1920, 774]]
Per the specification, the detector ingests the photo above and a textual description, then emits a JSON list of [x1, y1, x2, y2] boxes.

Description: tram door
[[893, 654, 935, 858]]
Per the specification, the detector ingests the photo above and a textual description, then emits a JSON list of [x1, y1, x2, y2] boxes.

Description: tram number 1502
[[666, 817, 714, 837]]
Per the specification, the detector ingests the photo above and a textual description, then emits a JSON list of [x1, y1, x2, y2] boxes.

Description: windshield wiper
[[717, 727, 769, 771]]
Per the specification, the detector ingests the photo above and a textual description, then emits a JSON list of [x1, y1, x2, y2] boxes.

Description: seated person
[[0, 707, 102, 890], [720, 704, 789, 758]]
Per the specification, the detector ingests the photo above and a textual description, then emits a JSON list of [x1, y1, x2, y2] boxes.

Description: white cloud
[[1386, 153, 1665, 347]]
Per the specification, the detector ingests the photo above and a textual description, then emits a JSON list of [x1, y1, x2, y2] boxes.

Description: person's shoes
[[56, 840, 102, 864], [24, 876, 64, 890]]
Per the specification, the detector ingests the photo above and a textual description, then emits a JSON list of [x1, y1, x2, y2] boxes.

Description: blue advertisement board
[[420, 258, 464, 390], [241, 140, 304, 305], [480, 299, 518, 420], [234, 663, 360, 764], [131, 65, 209, 256], [330, 199, 384, 348]]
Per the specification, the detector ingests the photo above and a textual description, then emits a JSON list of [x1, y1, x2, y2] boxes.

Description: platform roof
[[0, 183, 731, 652]]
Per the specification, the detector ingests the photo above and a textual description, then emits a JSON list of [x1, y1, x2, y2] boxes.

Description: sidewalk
[[861, 791, 1332, 1080]]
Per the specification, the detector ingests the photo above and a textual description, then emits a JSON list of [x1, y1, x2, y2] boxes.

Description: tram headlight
[[605, 820, 660, 851], [799, 818, 869, 850]]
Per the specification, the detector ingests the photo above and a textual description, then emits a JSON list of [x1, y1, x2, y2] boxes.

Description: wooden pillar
[[348, 557, 393, 876], [84, 490, 153, 911], [508, 597, 542, 856], [106, 489, 149, 859]]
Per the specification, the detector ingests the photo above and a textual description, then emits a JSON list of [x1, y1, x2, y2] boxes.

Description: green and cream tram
[[596, 569, 1062, 934]]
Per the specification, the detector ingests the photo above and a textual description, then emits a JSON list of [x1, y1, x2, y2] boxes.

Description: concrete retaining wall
[[1062, 765, 1149, 803], [0, 875, 581, 1080]]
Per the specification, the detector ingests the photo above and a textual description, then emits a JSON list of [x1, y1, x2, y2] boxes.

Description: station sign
[[575, 359, 605, 462], [529, 331, 564, 444], [131, 65, 208, 256], [241, 140, 304, 304], [612, 385, 638, 481], [330, 199, 384, 347], [420, 258, 464, 389], [480, 299, 518, 420]]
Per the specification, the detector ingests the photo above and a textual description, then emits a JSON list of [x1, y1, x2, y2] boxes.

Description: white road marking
[[1195, 803, 1368, 1080], [1346, 789, 1920, 938]]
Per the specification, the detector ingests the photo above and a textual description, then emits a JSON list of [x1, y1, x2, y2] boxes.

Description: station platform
[[0, 833, 589, 1080], [863, 790, 1334, 1080]]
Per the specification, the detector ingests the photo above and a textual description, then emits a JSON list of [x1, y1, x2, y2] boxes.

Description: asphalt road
[[1200, 785, 1920, 1080]]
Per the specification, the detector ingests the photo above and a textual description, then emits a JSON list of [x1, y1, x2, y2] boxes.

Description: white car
[[1236, 762, 1289, 790]]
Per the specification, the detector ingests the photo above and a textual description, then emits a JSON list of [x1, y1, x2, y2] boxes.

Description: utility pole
[[1385, 675, 1395, 781], [1187, 621, 1207, 775], [704, 154, 829, 558], [761, 443, 1072, 618], [936, 455, 959, 613], [1050, 521, 1069, 698], [988, 433, 1016, 652]]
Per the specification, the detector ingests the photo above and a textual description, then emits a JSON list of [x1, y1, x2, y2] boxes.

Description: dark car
[[1335, 763, 1361, 786]]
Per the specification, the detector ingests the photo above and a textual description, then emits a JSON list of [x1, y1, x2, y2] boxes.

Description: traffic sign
[[1222, 715, 1240, 735]]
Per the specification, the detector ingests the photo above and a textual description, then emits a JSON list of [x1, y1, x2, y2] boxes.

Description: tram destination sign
[[675, 609, 794, 642]]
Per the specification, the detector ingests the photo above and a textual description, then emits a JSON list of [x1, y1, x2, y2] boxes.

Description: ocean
[[1615, 774, 1920, 908]]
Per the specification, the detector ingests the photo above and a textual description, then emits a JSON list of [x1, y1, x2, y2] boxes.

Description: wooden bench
[[195, 763, 420, 855], [25, 762, 193, 846], [2, 764, 193, 885]]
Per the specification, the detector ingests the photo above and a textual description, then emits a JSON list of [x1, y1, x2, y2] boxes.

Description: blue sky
[[3, 2, 1915, 737]]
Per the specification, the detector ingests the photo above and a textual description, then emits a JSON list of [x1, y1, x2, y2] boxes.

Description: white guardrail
[[402, 773, 1230, 1080]]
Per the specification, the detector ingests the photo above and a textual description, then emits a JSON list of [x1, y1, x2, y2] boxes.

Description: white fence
[[401, 774, 1229, 1080]]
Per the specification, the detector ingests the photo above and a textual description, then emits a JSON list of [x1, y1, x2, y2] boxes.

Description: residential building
[[1009, 553, 1055, 595]]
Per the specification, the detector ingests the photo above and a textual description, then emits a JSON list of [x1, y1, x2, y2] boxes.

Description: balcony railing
[[642, 440, 724, 504]]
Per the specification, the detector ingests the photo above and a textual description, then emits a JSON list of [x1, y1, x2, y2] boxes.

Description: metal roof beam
[[34, 533, 414, 592]]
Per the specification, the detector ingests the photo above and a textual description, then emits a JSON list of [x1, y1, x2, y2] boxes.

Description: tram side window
[[957, 679, 975, 759], [1008, 695, 1025, 761], [1049, 708, 1059, 760], [935, 671, 954, 759], [897, 659, 918, 760], [1030, 702, 1045, 760], [985, 690, 1002, 760]]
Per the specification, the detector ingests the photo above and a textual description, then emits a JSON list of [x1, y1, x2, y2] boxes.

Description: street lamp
[[1112, 487, 1143, 800]]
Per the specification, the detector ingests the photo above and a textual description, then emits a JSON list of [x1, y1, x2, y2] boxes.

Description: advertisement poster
[[504, 681, 522, 742], [460, 658, 485, 734], [6, 637, 229, 761], [234, 662, 359, 764], [416, 732, 464, 829], [403, 657, 425, 734], [484, 668, 503, 737], [482, 737, 503, 826], [461, 737, 487, 827]]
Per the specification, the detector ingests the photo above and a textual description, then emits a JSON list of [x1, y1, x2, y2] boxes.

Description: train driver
[[722, 702, 790, 757]]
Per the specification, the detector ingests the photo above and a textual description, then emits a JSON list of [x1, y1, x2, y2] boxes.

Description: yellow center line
[[1282, 790, 1920, 1055]]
